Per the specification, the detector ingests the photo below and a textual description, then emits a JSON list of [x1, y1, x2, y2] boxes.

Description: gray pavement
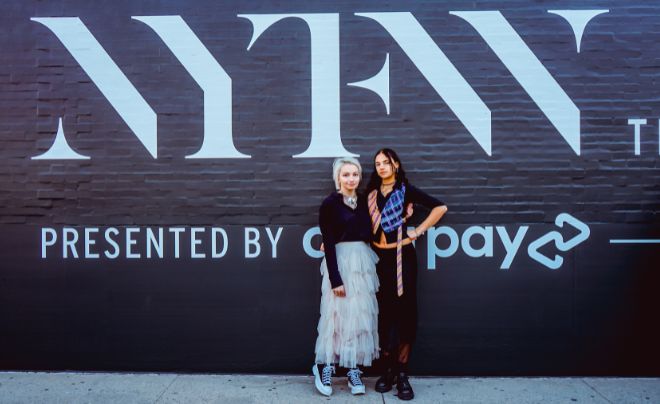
[[0, 372, 658, 404]]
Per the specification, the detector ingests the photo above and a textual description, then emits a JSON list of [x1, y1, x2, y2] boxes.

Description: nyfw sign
[[31, 9, 611, 160]]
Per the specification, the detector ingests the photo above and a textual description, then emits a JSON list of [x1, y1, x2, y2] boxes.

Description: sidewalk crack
[[582, 379, 613, 404], [154, 374, 178, 404]]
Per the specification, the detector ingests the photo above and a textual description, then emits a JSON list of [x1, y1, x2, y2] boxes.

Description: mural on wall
[[0, 0, 658, 375]]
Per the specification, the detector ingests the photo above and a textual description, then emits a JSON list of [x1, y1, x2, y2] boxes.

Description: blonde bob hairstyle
[[332, 157, 362, 191]]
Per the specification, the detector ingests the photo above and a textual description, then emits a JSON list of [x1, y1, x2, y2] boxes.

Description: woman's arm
[[319, 198, 345, 295], [406, 185, 448, 240], [408, 205, 447, 240]]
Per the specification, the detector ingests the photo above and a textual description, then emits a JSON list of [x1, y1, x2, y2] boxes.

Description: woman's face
[[374, 152, 398, 180], [338, 163, 360, 192]]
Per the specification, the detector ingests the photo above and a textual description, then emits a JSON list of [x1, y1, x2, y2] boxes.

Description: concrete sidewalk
[[0, 372, 658, 404]]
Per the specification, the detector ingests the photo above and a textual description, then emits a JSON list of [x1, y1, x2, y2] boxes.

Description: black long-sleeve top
[[375, 183, 445, 244], [319, 192, 373, 289]]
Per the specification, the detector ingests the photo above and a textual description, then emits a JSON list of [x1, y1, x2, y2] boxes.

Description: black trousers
[[374, 244, 418, 353]]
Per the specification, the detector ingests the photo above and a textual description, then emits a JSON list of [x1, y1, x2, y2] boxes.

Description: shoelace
[[322, 365, 335, 385], [347, 369, 363, 386]]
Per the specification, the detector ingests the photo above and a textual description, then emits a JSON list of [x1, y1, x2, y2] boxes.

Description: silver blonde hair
[[332, 157, 362, 191]]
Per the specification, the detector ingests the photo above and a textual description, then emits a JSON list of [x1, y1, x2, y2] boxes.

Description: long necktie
[[368, 190, 404, 296]]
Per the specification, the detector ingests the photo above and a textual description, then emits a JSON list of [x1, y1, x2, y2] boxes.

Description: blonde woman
[[313, 157, 379, 396]]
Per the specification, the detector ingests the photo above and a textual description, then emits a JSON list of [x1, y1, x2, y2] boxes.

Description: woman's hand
[[413, 205, 447, 240], [406, 228, 419, 240], [332, 285, 346, 297], [404, 203, 414, 220]]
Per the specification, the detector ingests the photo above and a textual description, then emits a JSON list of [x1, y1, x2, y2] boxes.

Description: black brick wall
[[0, 0, 659, 375]]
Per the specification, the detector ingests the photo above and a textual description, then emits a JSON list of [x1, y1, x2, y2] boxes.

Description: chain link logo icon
[[527, 213, 590, 270]]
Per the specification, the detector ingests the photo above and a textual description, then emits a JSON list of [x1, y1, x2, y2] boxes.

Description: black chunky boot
[[375, 366, 395, 392], [396, 371, 414, 400]]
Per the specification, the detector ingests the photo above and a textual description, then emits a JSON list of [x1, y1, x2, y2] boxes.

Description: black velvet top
[[374, 183, 445, 244], [319, 192, 373, 288]]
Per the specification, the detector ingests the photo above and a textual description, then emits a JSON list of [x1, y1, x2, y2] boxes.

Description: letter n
[[31, 17, 157, 158]]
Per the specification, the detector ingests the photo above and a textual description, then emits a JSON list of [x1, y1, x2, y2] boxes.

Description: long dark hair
[[366, 148, 408, 192]]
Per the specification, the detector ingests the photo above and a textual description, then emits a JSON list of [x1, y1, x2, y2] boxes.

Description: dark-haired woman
[[366, 148, 447, 401]]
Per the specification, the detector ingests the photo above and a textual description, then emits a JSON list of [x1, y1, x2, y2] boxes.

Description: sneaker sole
[[349, 381, 366, 395], [312, 365, 332, 396]]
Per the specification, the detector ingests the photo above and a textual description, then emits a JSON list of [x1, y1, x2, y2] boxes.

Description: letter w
[[356, 12, 491, 155], [451, 11, 580, 155]]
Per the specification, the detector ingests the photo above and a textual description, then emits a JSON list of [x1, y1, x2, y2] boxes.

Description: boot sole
[[397, 392, 415, 400]]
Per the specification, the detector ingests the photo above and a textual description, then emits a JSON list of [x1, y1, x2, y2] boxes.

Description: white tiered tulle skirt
[[314, 241, 380, 368]]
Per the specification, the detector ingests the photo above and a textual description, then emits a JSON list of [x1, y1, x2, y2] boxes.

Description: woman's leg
[[397, 244, 419, 362], [393, 245, 418, 400], [376, 247, 397, 354], [397, 342, 412, 363], [375, 248, 398, 392], [313, 259, 337, 396]]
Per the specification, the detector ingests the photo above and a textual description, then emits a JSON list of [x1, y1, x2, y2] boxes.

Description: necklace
[[342, 194, 357, 209], [380, 182, 394, 194]]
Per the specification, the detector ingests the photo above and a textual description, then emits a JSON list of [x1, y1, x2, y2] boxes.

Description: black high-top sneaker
[[312, 363, 334, 396], [347, 368, 366, 395], [375, 366, 395, 393], [395, 371, 414, 400]]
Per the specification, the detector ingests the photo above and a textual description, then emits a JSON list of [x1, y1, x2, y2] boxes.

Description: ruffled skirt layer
[[314, 241, 380, 368]]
